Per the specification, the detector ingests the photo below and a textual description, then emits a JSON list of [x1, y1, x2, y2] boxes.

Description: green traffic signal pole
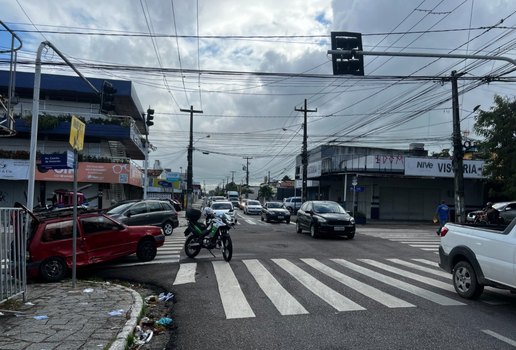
[[327, 48, 516, 223]]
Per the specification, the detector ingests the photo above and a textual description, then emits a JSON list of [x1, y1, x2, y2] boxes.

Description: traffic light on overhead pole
[[331, 31, 364, 76], [146, 108, 155, 127], [100, 81, 117, 114]]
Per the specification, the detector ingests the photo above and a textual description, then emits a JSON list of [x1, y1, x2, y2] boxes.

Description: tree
[[258, 184, 274, 202], [282, 175, 292, 181], [474, 95, 516, 198]]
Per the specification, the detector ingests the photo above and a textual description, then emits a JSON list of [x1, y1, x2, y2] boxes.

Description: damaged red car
[[16, 203, 165, 282]]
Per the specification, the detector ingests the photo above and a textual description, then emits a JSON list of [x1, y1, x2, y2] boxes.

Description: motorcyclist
[[485, 202, 500, 225]]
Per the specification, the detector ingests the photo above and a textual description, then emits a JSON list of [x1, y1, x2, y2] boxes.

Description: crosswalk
[[171, 257, 515, 319], [360, 229, 440, 253], [106, 234, 186, 267]]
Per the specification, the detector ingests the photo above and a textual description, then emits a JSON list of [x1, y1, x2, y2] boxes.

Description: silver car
[[210, 201, 237, 225], [244, 200, 262, 215]]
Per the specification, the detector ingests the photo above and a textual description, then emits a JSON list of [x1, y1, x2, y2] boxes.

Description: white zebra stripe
[[301, 258, 414, 308], [243, 259, 308, 315], [273, 258, 365, 312], [212, 261, 255, 319], [173, 263, 197, 285], [332, 259, 464, 306]]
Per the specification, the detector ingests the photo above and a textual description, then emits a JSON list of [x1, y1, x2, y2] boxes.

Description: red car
[[16, 203, 165, 282]]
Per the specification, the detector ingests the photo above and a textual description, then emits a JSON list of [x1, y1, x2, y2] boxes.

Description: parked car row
[[466, 201, 516, 224]]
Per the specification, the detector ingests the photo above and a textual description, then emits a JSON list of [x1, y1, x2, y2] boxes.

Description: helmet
[[204, 207, 215, 218], [486, 202, 493, 207]]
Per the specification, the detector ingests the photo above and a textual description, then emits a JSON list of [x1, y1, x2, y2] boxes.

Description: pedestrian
[[485, 202, 500, 225], [435, 200, 450, 235]]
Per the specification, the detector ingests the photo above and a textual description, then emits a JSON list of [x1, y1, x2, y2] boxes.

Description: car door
[[39, 219, 89, 266], [298, 202, 312, 230], [81, 214, 129, 263], [147, 201, 165, 226], [124, 202, 149, 226]]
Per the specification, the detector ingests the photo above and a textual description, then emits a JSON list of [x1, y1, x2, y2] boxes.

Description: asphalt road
[[93, 210, 516, 350]]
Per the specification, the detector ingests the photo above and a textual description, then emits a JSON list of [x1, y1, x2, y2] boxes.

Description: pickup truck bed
[[439, 218, 516, 299]]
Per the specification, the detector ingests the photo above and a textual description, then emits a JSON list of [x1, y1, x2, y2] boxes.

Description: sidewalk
[[0, 280, 142, 350]]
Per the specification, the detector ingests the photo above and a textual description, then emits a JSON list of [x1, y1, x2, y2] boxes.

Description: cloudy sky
[[1, 0, 516, 188]]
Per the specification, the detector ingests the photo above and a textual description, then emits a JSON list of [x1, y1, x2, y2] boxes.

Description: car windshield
[[212, 203, 232, 210], [248, 200, 260, 206], [313, 202, 346, 214], [267, 202, 283, 208], [107, 202, 136, 214]]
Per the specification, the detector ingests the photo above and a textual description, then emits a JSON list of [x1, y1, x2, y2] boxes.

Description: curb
[[109, 283, 144, 350]]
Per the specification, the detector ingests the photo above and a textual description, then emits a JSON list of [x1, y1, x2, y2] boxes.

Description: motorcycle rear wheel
[[221, 235, 233, 262], [185, 235, 202, 258]]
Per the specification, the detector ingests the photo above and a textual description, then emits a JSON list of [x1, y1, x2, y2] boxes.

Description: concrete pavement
[[0, 280, 142, 350]]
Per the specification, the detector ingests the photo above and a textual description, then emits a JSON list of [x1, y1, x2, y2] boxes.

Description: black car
[[106, 199, 179, 236], [296, 201, 355, 239], [261, 201, 291, 223]]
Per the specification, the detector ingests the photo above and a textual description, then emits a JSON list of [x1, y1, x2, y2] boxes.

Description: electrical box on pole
[[331, 31, 364, 76]]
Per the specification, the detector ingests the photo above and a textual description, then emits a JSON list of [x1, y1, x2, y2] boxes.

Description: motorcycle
[[183, 208, 233, 262]]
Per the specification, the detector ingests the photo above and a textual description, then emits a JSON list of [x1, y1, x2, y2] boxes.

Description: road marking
[[332, 259, 465, 306], [301, 258, 414, 308], [408, 244, 439, 248], [387, 258, 450, 278], [421, 248, 438, 251], [244, 218, 257, 225], [212, 261, 255, 319], [173, 263, 197, 285], [359, 259, 455, 292], [412, 259, 439, 267], [482, 330, 516, 347], [243, 259, 308, 316], [272, 258, 365, 312]]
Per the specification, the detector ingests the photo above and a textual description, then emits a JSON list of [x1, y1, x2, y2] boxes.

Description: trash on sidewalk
[[33, 315, 49, 320], [83, 288, 94, 293], [144, 295, 158, 304], [108, 309, 125, 317], [158, 292, 175, 302], [156, 317, 173, 327], [133, 325, 153, 346]]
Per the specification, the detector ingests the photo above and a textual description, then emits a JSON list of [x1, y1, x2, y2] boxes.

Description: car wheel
[[347, 232, 355, 239], [310, 225, 319, 238], [296, 221, 302, 233], [286, 219, 290, 224], [40, 257, 68, 282], [453, 261, 484, 299], [137, 239, 157, 262], [261, 215, 264, 221], [162, 221, 174, 236]]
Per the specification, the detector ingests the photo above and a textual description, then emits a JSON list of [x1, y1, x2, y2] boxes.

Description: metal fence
[[0, 207, 27, 304]]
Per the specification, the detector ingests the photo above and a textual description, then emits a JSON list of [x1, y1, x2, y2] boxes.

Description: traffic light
[[331, 31, 364, 76], [146, 108, 154, 127], [100, 81, 117, 114]]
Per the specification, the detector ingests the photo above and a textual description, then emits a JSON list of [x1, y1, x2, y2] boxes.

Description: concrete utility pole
[[230, 170, 236, 184], [295, 99, 317, 203], [243, 156, 252, 198], [327, 46, 516, 223], [451, 71, 466, 223], [180, 105, 203, 209]]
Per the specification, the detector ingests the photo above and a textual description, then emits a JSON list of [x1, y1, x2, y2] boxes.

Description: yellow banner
[[69, 115, 85, 151]]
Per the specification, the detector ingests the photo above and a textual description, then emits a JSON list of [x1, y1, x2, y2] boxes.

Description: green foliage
[[431, 149, 451, 158], [258, 185, 274, 201], [282, 175, 292, 181], [473, 95, 516, 198], [225, 182, 238, 191]]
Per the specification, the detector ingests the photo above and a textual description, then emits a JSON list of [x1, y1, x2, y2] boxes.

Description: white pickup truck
[[439, 218, 516, 299]]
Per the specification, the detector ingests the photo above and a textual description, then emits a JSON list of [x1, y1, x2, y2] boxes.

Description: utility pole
[[180, 105, 203, 209], [230, 170, 236, 184], [295, 99, 317, 203], [451, 70, 466, 223], [243, 156, 253, 198]]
